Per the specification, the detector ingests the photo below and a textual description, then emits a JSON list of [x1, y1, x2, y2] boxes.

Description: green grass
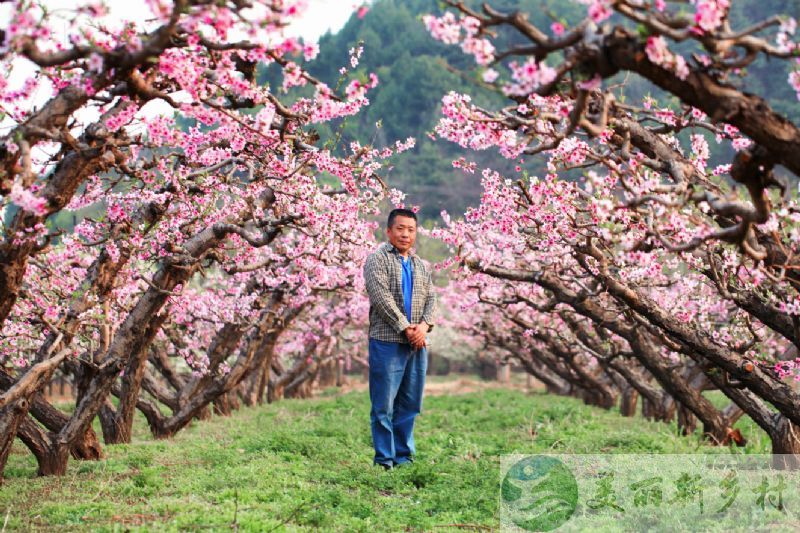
[[0, 385, 774, 531]]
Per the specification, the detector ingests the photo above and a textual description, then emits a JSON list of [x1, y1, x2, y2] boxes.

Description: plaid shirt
[[364, 242, 437, 344]]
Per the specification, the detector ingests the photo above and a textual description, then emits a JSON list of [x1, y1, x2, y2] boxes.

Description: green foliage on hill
[[289, 0, 800, 222], [300, 0, 584, 221]]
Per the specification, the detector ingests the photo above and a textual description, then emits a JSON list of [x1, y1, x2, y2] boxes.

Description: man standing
[[363, 208, 437, 470]]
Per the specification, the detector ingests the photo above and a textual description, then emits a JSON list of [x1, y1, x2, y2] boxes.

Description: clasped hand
[[404, 323, 429, 350]]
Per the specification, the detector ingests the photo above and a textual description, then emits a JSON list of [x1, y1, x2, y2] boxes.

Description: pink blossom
[[690, 134, 709, 160], [504, 58, 557, 96], [256, 104, 276, 132], [690, 107, 707, 121], [303, 43, 319, 61], [712, 164, 732, 176], [732, 137, 753, 151], [551, 22, 565, 36], [482, 68, 499, 83], [462, 16, 481, 37], [10, 184, 48, 215], [280, 38, 302, 56], [460, 37, 495, 65], [690, 133, 709, 173], [645, 36, 670, 65], [722, 124, 740, 137], [345, 79, 364, 100], [282, 61, 306, 90], [348, 45, 364, 68], [106, 241, 120, 264], [674, 55, 690, 80], [107, 201, 128, 222], [452, 157, 477, 173], [789, 71, 800, 100], [104, 101, 139, 132], [646, 36, 690, 80], [87, 52, 104, 73], [693, 0, 729, 33], [587, 0, 612, 23], [423, 13, 461, 45]]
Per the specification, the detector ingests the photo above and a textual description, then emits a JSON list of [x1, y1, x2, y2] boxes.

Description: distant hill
[[259, 0, 585, 221], [267, 0, 800, 222]]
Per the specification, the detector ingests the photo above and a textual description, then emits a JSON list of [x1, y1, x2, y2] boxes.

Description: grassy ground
[[0, 376, 776, 531]]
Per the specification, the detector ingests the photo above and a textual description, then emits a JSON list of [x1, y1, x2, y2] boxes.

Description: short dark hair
[[387, 208, 417, 228]]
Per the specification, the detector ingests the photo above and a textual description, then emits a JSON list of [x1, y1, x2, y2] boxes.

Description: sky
[[288, 0, 359, 40]]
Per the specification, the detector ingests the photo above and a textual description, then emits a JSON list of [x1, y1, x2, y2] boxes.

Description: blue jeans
[[368, 338, 428, 466]]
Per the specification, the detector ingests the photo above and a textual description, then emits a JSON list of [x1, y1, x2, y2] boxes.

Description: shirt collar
[[383, 242, 416, 260]]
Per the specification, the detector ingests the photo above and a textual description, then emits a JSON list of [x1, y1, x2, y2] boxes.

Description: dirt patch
[[424, 377, 536, 396], [324, 375, 542, 397]]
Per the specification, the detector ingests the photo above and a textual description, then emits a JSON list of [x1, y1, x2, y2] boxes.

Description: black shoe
[[375, 462, 393, 471], [394, 459, 414, 467]]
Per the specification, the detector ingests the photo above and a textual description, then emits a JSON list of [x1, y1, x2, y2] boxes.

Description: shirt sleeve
[[364, 253, 412, 334], [421, 265, 437, 331]]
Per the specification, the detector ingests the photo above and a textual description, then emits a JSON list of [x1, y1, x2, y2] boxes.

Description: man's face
[[387, 215, 417, 254]]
